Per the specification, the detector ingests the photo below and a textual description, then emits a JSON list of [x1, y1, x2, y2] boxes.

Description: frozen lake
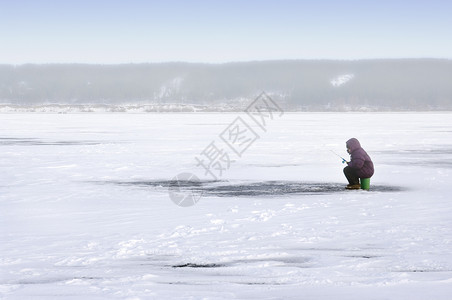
[[1, 112, 452, 299]]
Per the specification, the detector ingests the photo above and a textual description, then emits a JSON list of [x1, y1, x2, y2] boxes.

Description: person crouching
[[344, 138, 374, 189]]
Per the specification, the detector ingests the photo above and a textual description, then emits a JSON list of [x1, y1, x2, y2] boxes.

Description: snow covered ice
[[1, 112, 452, 299]]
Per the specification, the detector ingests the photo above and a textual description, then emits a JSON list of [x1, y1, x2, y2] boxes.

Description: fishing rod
[[330, 150, 348, 164]]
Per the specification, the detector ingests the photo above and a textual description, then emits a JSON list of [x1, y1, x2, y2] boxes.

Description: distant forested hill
[[1, 59, 451, 111]]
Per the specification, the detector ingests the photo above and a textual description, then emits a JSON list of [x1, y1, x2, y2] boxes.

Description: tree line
[[1, 59, 451, 110]]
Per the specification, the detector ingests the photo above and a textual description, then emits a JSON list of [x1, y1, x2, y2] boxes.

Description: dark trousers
[[343, 166, 360, 185]]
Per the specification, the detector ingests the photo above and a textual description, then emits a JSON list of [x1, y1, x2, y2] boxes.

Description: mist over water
[[1, 59, 451, 111]]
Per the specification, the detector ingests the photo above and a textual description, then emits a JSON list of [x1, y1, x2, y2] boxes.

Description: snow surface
[[331, 74, 354, 87], [1, 112, 452, 299]]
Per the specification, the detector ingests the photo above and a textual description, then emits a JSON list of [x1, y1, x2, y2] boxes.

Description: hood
[[346, 138, 361, 152]]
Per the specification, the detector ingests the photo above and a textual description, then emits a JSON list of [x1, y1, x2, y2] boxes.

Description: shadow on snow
[[103, 180, 405, 197]]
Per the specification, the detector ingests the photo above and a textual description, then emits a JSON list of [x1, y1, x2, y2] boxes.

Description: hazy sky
[[1, 0, 451, 64]]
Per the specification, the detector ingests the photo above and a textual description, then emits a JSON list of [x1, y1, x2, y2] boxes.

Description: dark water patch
[[171, 256, 311, 269], [102, 180, 405, 197], [172, 263, 225, 268], [205, 181, 344, 197]]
